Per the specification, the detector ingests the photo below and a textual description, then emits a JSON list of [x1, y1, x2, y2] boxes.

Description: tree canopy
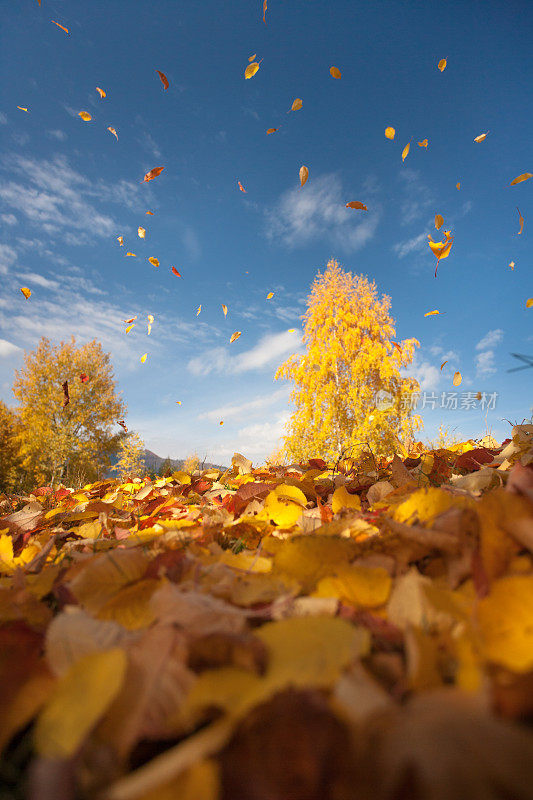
[[275, 259, 421, 463], [13, 337, 126, 484]]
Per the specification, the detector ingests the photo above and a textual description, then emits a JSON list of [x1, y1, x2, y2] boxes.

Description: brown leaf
[[96, 87, 106, 99], [61, 381, 69, 408], [510, 172, 532, 186], [517, 207, 524, 235], [188, 632, 268, 675], [238, 180, 247, 193], [290, 98, 303, 112], [266, 127, 278, 134], [263, 0, 267, 24], [330, 66, 342, 79], [51, 21, 68, 33], [418, 139, 428, 148], [230, 331, 242, 343], [143, 166, 164, 183], [346, 201, 367, 211], [437, 58, 447, 71], [107, 126, 118, 140], [156, 70, 169, 90], [171, 266, 182, 277], [299, 165, 309, 187]]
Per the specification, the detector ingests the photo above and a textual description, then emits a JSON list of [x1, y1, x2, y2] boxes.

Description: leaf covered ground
[[2, 427, 533, 800]]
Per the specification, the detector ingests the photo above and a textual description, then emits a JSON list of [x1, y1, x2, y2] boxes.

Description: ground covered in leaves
[[2, 427, 533, 800]]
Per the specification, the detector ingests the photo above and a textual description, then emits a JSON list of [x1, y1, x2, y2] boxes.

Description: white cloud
[[476, 350, 497, 377], [1, 214, 17, 226], [476, 329, 504, 350], [393, 232, 427, 259], [406, 352, 441, 391], [47, 130, 67, 141], [398, 169, 434, 225], [0, 244, 17, 274], [18, 272, 59, 290], [0, 339, 21, 358], [199, 388, 289, 422], [0, 113, 7, 125], [265, 173, 380, 251], [187, 330, 302, 377]]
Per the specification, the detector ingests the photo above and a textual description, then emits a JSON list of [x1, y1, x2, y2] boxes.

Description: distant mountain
[[142, 449, 227, 473]]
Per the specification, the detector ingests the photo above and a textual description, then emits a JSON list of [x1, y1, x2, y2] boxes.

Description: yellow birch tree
[[114, 432, 146, 480], [275, 259, 421, 463]]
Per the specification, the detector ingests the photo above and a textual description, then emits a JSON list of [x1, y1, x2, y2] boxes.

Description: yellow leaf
[[315, 565, 391, 608], [385, 126, 395, 140], [20, 287, 31, 299], [331, 485, 361, 514], [526, 298, 533, 308], [510, 173, 532, 186], [117, 235, 123, 246], [509, 261, 515, 270], [272, 535, 357, 592], [230, 331, 241, 343], [394, 487, 456, 526], [517, 207, 524, 235], [401, 142, 410, 162], [299, 165, 309, 187], [138, 226, 146, 238], [34, 648, 127, 757], [248, 54, 256, 62], [435, 213, 444, 230], [424, 309, 439, 316], [453, 371, 462, 386], [330, 66, 342, 79], [418, 139, 428, 147], [139, 761, 220, 800], [245, 62, 260, 79], [97, 579, 158, 630], [126, 252, 136, 257], [222, 304, 228, 317], [290, 98, 302, 111], [456, 182, 461, 190], [266, 127, 278, 134], [141, 353, 148, 363], [264, 484, 306, 528], [196, 305, 202, 316], [107, 126, 118, 140], [437, 58, 447, 71], [477, 575, 533, 672], [17, 106, 29, 112], [266, 292, 274, 299], [96, 87, 106, 99], [78, 111, 92, 122], [148, 257, 159, 267], [474, 132, 488, 143]]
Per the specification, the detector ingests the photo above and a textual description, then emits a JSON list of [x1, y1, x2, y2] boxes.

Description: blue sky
[[0, 0, 531, 465]]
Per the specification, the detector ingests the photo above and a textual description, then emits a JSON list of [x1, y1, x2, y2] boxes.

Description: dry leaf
[[80, 373, 89, 383], [266, 128, 278, 134], [156, 70, 169, 90], [401, 142, 410, 162], [424, 310, 439, 316], [526, 298, 533, 308], [96, 87, 106, 99], [474, 132, 488, 142], [249, 54, 256, 62], [17, 106, 29, 112], [385, 126, 395, 140], [148, 257, 159, 267], [222, 304, 228, 317], [61, 381, 69, 408], [263, 0, 267, 24], [143, 166, 164, 183], [440, 361, 448, 370], [245, 62, 260, 80], [146, 210, 154, 215], [238, 181, 247, 193], [418, 139, 428, 147], [510, 173, 532, 185], [196, 305, 202, 316], [124, 316, 137, 323], [346, 201, 367, 211], [51, 20, 68, 33], [20, 287, 31, 299], [171, 266, 182, 277], [78, 111, 91, 122], [126, 252, 136, 257], [125, 325, 134, 334], [509, 261, 515, 270], [456, 182, 461, 190], [230, 331, 242, 343], [330, 66, 341, 79], [141, 353, 148, 363], [176, 400, 181, 405], [437, 58, 447, 71], [220, 420, 224, 425], [138, 227, 146, 239], [266, 292, 274, 299], [299, 165, 309, 187], [290, 98, 302, 112], [117, 236, 123, 246], [107, 126, 118, 140], [117, 420, 127, 432], [452, 371, 462, 386], [517, 207, 524, 235], [435, 214, 444, 230]]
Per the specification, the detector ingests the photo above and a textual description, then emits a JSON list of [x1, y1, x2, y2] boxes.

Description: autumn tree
[[0, 401, 25, 493], [13, 337, 126, 485], [275, 259, 421, 463], [114, 432, 146, 480], [183, 452, 200, 473]]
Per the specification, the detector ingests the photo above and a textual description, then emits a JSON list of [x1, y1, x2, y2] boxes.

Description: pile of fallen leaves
[[1, 426, 533, 800]]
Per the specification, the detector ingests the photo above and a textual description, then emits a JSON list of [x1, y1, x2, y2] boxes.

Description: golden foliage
[[114, 432, 146, 480]]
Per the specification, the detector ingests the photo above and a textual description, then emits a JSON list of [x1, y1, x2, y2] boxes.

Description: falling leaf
[[61, 381, 70, 408], [126, 252, 136, 257], [148, 314, 154, 327], [402, 142, 410, 162], [474, 132, 488, 143], [424, 310, 439, 316], [263, 0, 267, 24], [526, 298, 533, 308], [435, 214, 444, 230], [196, 305, 202, 316], [346, 201, 367, 211], [509, 261, 515, 270], [51, 20, 69, 33], [78, 111, 92, 122], [147, 325, 152, 335], [245, 62, 260, 80], [176, 400, 182, 405], [79, 373, 89, 383], [418, 139, 428, 148], [96, 87, 106, 99], [517, 208, 524, 235], [456, 182, 461, 190], [266, 292, 274, 299], [249, 54, 257, 62], [171, 266, 182, 277], [288, 328, 296, 333], [17, 106, 29, 113], [143, 166, 164, 183], [117, 236, 124, 246], [299, 165, 309, 187], [146, 210, 154, 215], [385, 126, 395, 140], [125, 325, 134, 334], [156, 70, 169, 90], [107, 126, 118, 140], [117, 420, 128, 432], [238, 181, 247, 193], [137, 226, 146, 239], [391, 341, 402, 353], [330, 66, 341, 79], [148, 257, 159, 267], [453, 371, 462, 386], [222, 304, 228, 317], [20, 287, 31, 299], [290, 98, 303, 112], [220, 420, 224, 425], [440, 361, 448, 371], [437, 58, 447, 71], [510, 173, 533, 186], [266, 128, 278, 134], [140, 353, 148, 364], [124, 316, 137, 323], [230, 331, 242, 343]]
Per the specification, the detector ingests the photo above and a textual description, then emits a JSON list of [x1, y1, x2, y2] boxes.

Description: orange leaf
[[146, 210, 154, 215], [245, 62, 260, 80], [290, 98, 302, 112], [474, 132, 488, 143], [266, 292, 274, 299], [299, 165, 309, 187], [124, 317, 137, 323], [345, 201, 367, 211], [125, 325, 134, 334], [249, 54, 257, 62], [137, 227, 146, 239], [263, 0, 267, 24], [117, 420, 128, 433], [126, 252, 136, 257], [20, 287, 31, 299], [509, 261, 515, 270], [222, 304, 228, 317], [156, 70, 169, 90], [510, 173, 532, 186], [107, 126, 118, 140], [330, 66, 342, 79], [418, 139, 428, 148], [17, 106, 29, 113], [401, 142, 410, 162], [391, 341, 402, 353], [143, 166, 164, 183], [437, 58, 447, 71], [266, 128, 278, 134], [230, 331, 242, 343], [176, 400, 182, 405], [440, 361, 448, 371], [456, 182, 461, 190], [435, 214, 444, 230], [526, 298, 533, 309], [96, 87, 106, 99], [78, 111, 92, 122], [424, 310, 439, 316], [51, 20, 68, 33], [171, 266, 182, 277], [385, 126, 395, 140], [220, 420, 224, 425], [148, 257, 159, 267], [238, 180, 247, 193], [517, 208, 524, 235], [196, 305, 201, 316], [452, 371, 462, 387], [80, 373, 89, 383]]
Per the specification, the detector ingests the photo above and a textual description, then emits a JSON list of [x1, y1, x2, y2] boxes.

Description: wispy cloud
[[0, 339, 21, 358], [1, 214, 17, 226], [393, 232, 427, 259], [0, 244, 17, 274], [187, 330, 302, 377], [476, 350, 497, 376], [0, 113, 7, 125], [198, 387, 289, 422], [46, 129, 67, 141], [476, 329, 504, 350], [265, 173, 380, 251], [398, 169, 434, 226]]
